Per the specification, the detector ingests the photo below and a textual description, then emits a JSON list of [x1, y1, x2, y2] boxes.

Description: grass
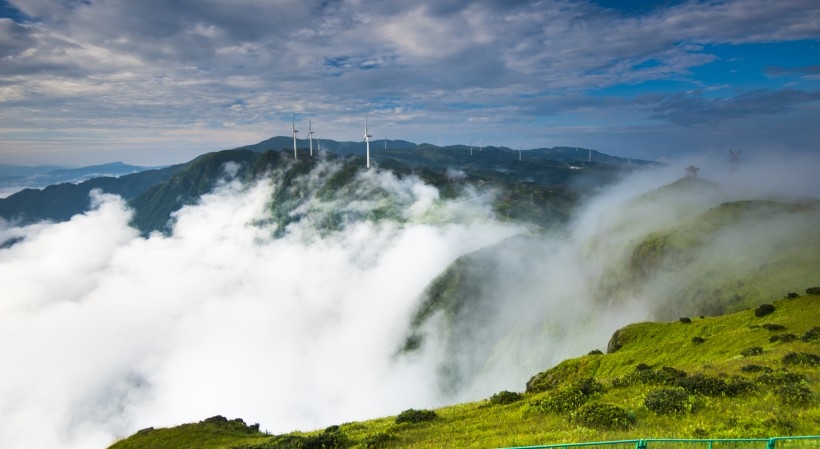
[[109, 293, 820, 449]]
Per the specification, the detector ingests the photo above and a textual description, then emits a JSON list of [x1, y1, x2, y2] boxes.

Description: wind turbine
[[588, 148, 592, 163], [518, 146, 522, 161], [469, 140, 473, 156], [308, 119, 315, 157], [363, 115, 372, 169], [291, 114, 298, 160]]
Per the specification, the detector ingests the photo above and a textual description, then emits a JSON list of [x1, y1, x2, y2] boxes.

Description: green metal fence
[[501, 436, 820, 449]]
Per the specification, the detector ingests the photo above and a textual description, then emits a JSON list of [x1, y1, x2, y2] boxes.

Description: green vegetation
[[109, 293, 820, 449]]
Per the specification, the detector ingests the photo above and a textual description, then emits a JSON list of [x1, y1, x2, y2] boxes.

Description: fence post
[[767, 438, 776, 449], [636, 440, 647, 449]]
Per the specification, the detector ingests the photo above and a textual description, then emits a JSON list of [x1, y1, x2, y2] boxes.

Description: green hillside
[[596, 194, 820, 318], [108, 291, 820, 449]]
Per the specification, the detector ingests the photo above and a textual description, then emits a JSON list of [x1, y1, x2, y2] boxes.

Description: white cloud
[[0, 163, 519, 448]]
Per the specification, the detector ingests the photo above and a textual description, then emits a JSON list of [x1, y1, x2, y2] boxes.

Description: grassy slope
[[109, 292, 820, 449]]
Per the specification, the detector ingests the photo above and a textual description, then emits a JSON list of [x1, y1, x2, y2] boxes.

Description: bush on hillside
[[754, 304, 775, 317], [741, 346, 764, 357], [806, 286, 820, 295], [675, 373, 752, 397], [644, 388, 695, 414], [363, 432, 397, 449], [782, 352, 820, 367], [740, 364, 769, 373], [576, 377, 606, 396], [776, 383, 814, 405], [770, 333, 798, 343], [489, 390, 523, 405], [533, 388, 588, 414], [692, 336, 705, 344], [762, 323, 787, 331], [756, 370, 807, 387], [201, 416, 262, 435], [588, 349, 603, 355], [679, 317, 692, 324], [571, 403, 634, 430], [395, 409, 437, 424], [786, 292, 800, 299], [802, 327, 820, 342], [612, 365, 688, 387]]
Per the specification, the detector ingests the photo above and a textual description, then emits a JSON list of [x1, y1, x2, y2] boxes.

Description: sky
[[0, 0, 819, 166]]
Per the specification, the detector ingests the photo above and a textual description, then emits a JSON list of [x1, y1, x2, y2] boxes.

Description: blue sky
[[0, 0, 819, 166]]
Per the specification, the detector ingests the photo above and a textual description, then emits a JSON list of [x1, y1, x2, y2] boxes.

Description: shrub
[[534, 388, 589, 413], [786, 292, 799, 299], [806, 287, 820, 295], [302, 427, 349, 449], [644, 388, 694, 414], [741, 346, 764, 357], [762, 323, 787, 331], [782, 352, 820, 366], [363, 432, 397, 449], [756, 370, 807, 387], [692, 336, 705, 344], [802, 327, 820, 342], [725, 376, 756, 396], [770, 333, 798, 343], [754, 304, 775, 317], [741, 364, 769, 373], [576, 377, 606, 396], [676, 374, 745, 397], [615, 365, 688, 387], [571, 403, 634, 430], [201, 416, 262, 435], [776, 383, 814, 405], [679, 317, 692, 324], [489, 390, 523, 405], [395, 409, 437, 424], [588, 349, 603, 355], [658, 366, 688, 383]]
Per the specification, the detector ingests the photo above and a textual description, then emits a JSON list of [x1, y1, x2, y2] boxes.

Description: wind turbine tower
[[588, 148, 592, 163], [470, 140, 473, 156], [291, 114, 299, 160], [518, 147, 522, 161], [308, 119, 315, 157], [364, 115, 372, 169]]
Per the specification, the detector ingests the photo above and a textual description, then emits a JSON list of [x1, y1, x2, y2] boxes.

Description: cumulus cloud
[[1, 0, 819, 164]]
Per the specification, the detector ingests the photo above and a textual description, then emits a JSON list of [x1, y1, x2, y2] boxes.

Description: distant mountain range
[[0, 161, 157, 198], [0, 137, 650, 234]]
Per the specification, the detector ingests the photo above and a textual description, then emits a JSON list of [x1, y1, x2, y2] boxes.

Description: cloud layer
[[0, 162, 520, 449], [0, 0, 819, 164]]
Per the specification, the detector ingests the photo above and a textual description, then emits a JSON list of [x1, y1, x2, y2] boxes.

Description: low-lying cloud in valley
[[1, 151, 818, 449], [0, 160, 520, 449]]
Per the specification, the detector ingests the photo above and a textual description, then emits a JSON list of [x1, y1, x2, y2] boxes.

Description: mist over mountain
[[0, 137, 642, 234], [0, 140, 817, 449]]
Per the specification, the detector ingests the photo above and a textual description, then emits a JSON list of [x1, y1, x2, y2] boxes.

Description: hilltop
[[0, 139, 643, 235], [108, 291, 820, 449]]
